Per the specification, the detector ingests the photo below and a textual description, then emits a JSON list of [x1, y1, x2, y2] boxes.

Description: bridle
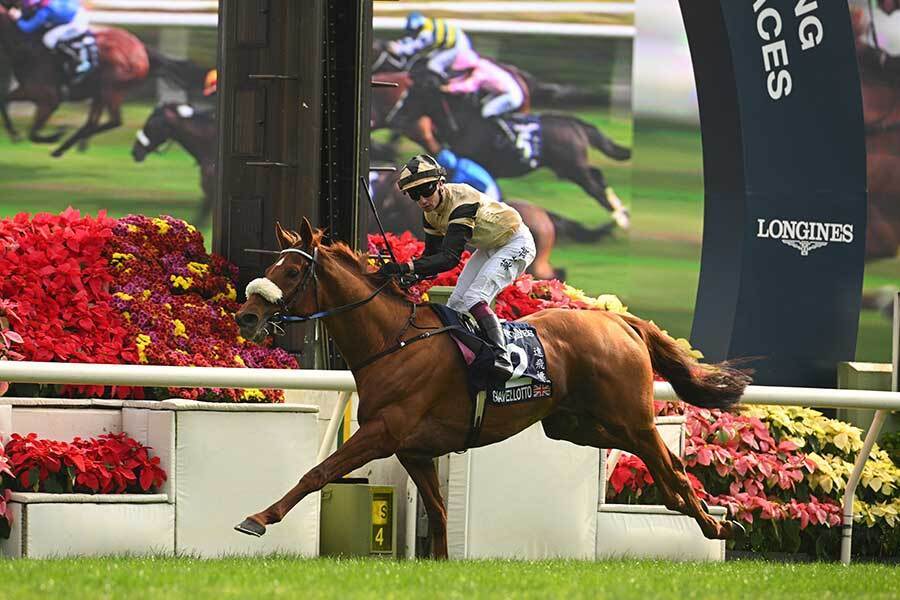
[[263, 246, 393, 331], [254, 246, 459, 371]]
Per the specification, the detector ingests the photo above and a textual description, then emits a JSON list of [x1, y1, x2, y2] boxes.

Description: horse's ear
[[299, 217, 315, 248], [275, 221, 296, 250]]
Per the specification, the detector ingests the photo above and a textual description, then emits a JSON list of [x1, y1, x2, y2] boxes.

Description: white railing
[[0, 359, 896, 564]]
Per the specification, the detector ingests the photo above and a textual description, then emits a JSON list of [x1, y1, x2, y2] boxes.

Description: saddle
[[56, 33, 99, 87], [430, 304, 553, 446]]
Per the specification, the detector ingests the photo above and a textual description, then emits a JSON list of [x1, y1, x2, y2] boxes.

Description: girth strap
[[352, 325, 461, 371]]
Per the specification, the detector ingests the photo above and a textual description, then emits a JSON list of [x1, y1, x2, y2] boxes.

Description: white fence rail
[[0, 359, 896, 564]]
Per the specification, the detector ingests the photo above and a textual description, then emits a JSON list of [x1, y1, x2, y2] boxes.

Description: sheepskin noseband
[[245, 278, 283, 304]]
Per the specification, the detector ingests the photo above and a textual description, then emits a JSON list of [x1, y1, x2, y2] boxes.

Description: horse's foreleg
[[398, 454, 448, 559], [0, 100, 20, 142], [51, 97, 103, 157], [235, 417, 399, 537], [5, 88, 65, 144]]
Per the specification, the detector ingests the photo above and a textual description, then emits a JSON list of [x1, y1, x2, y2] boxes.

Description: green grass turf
[[0, 556, 896, 600], [0, 102, 211, 245], [3, 102, 898, 362]]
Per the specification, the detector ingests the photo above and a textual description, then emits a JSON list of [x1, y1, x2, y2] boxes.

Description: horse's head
[[235, 218, 321, 342], [132, 103, 195, 161]]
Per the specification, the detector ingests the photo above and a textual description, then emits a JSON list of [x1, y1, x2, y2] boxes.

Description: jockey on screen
[[386, 11, 478, 79], [9, 0, 94, 83], [441, 53, 526, 147], [379, 154, 535, 380]]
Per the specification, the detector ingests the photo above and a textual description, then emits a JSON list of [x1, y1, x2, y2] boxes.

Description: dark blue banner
[[680, 0, 867, 386]]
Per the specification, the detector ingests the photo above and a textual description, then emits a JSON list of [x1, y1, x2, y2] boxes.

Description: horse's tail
[[512, 66, 600, 106], [621, 314, 751, 410], [546, 210, 615, 243], [578, 118, 632, 161], [147, 47, 205, 96]]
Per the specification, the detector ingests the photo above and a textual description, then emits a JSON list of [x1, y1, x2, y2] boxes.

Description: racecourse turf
[[1, 101, 897, 363], [0, 556, 896, 599]]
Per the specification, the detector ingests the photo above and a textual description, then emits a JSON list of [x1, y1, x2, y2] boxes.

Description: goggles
[[407, 181, 438, 201]]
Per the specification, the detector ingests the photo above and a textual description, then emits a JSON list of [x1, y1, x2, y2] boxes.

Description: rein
[[262, 247, 459, 371]]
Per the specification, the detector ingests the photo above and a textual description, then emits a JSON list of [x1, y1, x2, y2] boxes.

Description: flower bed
[[4, 432, 167, 495], [607, 403, 900, 558], [0, 210, 296, 402], [0, 444, 12, 539]]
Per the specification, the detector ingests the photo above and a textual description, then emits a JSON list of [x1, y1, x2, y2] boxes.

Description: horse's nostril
[[236, 313, 258, 328]]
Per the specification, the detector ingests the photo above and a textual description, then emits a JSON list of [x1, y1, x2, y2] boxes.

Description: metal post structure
[[839, 291, 899, 565]]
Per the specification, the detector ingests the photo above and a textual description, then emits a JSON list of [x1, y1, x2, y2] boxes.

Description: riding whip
[[358, 174, 399, 266]]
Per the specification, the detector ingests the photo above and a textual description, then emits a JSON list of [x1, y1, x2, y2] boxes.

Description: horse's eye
[[286, 266, 301, 278]]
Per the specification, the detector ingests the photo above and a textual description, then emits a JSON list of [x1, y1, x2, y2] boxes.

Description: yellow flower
[[114, 292, 134, 301], [122, 312, 131, 322], [152, 218, 171, 234], [142, 290, 152, 300], [187, 262, 209, 276], [135, 333, 152, 364], [241, 388, 265, 401], [170, 275, 193, 290], [172, 319, 188, 338], [127, 224, 139, 232], [234, 355, 246, 367]]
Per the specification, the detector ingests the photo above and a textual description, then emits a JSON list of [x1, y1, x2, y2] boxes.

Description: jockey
[[386, 11, 477, 79], [441, 53, 525, 146], [380, 154, 536, 380], [10, 0, 93, 82], [435, 148, 501, 202]]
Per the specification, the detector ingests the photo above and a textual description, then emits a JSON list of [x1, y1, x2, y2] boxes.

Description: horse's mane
[[301, 233, 411, 302]]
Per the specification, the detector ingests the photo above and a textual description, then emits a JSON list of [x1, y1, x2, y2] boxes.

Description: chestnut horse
[[232, 219, 751, 557], [0, 5, 197, 156]]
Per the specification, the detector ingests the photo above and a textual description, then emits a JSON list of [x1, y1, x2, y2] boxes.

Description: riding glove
[[378, 262, 410, 277]]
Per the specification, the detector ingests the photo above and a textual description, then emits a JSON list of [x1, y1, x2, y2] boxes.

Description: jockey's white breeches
[[447, 223, 536, 312], [42, 9, 89, 49], [481, 85, 525, 119]]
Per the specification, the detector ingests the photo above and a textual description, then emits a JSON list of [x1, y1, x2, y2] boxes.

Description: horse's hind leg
[[629, 426, 742, 540], [398, 453, 448, 559], [555, 163, 629, 229], [541, 412, 686, 513]]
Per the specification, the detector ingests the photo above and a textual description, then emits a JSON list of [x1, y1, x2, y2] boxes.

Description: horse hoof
[[728, 520, 747, 539], [50, 149, 64, 158], [234, 518, 266, 537]]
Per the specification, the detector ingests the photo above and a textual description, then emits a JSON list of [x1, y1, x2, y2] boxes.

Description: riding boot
[[472, 305, 514, 381], [490, 116, 517, 148]]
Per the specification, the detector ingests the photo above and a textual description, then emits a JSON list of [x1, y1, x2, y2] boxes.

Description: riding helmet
[[405, 11, 428, 34], [397, 154, 446, 192]]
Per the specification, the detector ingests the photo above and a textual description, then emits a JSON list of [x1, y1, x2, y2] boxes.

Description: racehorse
[[0, 5, 199, 156], [391, 68, 632, 225], [367, 169, 613, 281], [232, 219, 751, 557], [131, 103, 217, 226]]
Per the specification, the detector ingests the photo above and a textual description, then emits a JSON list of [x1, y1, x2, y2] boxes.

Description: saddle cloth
[[430, 304, 553, 405], [495, 114, 542, 169]]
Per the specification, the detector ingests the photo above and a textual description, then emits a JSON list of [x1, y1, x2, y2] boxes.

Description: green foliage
[[880, 430, 900, 468]]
